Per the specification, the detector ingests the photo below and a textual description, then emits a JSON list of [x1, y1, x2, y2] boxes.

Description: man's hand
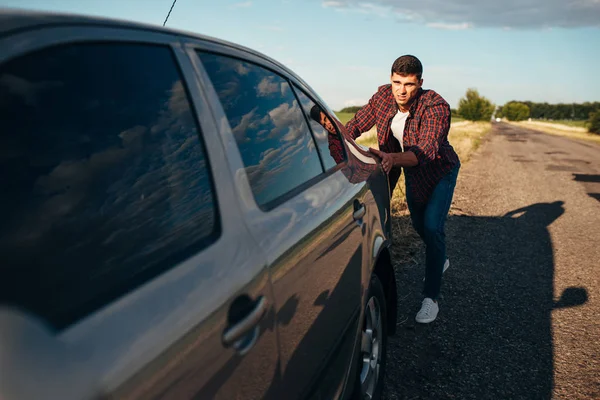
[[369, 148, 394, 174]]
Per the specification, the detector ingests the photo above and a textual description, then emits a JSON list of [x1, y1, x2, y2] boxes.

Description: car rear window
[[197, 52, 324, 209]]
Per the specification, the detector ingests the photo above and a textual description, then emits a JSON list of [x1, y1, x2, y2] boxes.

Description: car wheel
[[353, 274, 388, 400]]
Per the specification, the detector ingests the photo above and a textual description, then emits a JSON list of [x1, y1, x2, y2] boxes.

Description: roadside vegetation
[[532, 120, 588, 128], [496, 100, 600, 138], [507, 120, 600, 144]]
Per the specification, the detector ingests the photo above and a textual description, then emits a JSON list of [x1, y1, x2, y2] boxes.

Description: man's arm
[[404, 102, 451, 165], [370, 148, 417, 172], [345, 95, 378, 140]]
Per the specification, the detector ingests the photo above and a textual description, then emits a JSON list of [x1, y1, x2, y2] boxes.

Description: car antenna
[[163, 0, 178, 26]]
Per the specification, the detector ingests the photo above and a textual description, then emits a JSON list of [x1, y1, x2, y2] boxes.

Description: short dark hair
[[391, 55, 423, 80], [309, 104, 323, 123]]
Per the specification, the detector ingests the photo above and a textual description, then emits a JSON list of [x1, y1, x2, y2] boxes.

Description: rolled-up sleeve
[[345, 95, 377, 140], [407, 102, 450, 165]]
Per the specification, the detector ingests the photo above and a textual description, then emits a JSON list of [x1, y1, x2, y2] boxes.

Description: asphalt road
[[384, 122, 600, 400]]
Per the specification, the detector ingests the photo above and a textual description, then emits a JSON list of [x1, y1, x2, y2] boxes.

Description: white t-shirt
[[390, 110, 409, 151]]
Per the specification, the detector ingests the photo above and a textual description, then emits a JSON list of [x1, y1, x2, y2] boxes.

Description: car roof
[[0, 7, 327, 118], [0, 8, 292, 76]]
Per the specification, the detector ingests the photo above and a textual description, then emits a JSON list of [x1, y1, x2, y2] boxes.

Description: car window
[[197, 52, 323, 208], [292, 86, 347, 170], [0, 43, 218, 329]]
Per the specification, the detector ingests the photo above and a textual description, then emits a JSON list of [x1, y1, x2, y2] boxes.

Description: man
[[345, 55, 460, 324]]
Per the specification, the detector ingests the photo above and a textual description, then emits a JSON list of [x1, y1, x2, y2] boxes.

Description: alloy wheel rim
[[359, 296, 383, 399]]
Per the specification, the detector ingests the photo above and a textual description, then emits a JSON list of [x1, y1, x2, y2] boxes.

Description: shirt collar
[[408, 88, 424, 115], [387, 87, 423, 118]]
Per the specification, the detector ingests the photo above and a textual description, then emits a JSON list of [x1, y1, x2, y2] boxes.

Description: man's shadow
[[385, 201, 588, 400]]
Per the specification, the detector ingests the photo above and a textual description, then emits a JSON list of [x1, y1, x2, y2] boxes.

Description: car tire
[[352, 274, 388, 400]]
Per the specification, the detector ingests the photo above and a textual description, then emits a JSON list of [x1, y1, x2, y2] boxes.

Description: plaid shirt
[[345, 85, 460, 204]]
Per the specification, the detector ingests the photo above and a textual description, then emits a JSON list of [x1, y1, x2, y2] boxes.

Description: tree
[[457, 89, 495, 121], [503, 101, 531, 121], [589, 110, 600, 135], [339, 106, 363, 113]]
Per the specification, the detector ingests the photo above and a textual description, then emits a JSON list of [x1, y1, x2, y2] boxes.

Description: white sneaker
[[423, 259, 450, 282], [415, 298, 439, 324]]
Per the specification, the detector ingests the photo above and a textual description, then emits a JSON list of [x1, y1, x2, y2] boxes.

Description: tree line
[[338, 88, 600, 134], [454, 89, 600, 134], [495, 101, 600, 121]]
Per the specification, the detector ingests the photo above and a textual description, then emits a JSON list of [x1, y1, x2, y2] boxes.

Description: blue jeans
[[406, 163, 460, 300]]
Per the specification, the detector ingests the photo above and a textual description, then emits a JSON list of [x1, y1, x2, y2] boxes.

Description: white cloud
[[427, 22, 472, 30], [229, 1, 253, 9], [321, 0, 600, 28], [344, 98, 368, 107]]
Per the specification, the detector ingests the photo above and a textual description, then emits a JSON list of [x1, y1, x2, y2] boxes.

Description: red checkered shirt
[[345, 85, 460, 204]]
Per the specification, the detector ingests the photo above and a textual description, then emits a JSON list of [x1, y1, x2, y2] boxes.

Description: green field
[[335, 112, 355, 125]]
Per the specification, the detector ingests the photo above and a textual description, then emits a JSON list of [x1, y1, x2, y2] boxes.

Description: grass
[[335, 112, 355, 125], [533, 119, 588, 128], [509, 121, 600, 145]]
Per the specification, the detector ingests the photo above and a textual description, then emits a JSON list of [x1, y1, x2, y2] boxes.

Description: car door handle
[[353, 203, 366, 220], [223, 296, 268, 348]]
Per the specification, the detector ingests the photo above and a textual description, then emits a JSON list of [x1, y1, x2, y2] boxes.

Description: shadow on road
[[572, 174, 600, 202], [385, 201, 588, 400]]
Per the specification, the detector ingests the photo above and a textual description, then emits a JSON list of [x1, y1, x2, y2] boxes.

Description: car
[[0, 8, 397, 400]]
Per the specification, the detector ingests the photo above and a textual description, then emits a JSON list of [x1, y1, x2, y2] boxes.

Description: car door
[[193, 48, 371, 399], [0, 25, 280, 400]]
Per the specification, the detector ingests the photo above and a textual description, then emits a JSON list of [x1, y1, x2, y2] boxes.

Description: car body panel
[[0, 23, 280, 400], [0, 9, 394, 400], [188, 43, 391, 398]]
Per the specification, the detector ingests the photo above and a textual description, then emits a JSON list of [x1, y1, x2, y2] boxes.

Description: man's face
[[391, 73, 423, 109], [319, 112, 336, 134]]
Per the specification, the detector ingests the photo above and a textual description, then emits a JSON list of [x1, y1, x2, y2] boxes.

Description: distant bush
[[495, 106, 504, 119], [339, 106, 363, 113], [503, 102, 531, 121], [457, 89, 495, 121], [589, 110, 600, 135]]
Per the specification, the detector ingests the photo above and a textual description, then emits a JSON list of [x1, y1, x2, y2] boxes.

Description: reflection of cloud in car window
[[235, 63, 250, 76], [269, 101, 305, 141], [0, 73, 63, 107], [3, 77, 214, 252], [257, 76, 281, 97], [231, 106, 260, 143]]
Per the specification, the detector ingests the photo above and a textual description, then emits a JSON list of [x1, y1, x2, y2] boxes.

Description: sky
[[2, 0, 600, 111]]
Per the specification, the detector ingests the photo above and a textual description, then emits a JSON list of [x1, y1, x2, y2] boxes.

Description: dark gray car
[[0, 9, 397, 400]]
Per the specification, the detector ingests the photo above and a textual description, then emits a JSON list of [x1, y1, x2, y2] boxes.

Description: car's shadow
[[384, 201, 588, 400]]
